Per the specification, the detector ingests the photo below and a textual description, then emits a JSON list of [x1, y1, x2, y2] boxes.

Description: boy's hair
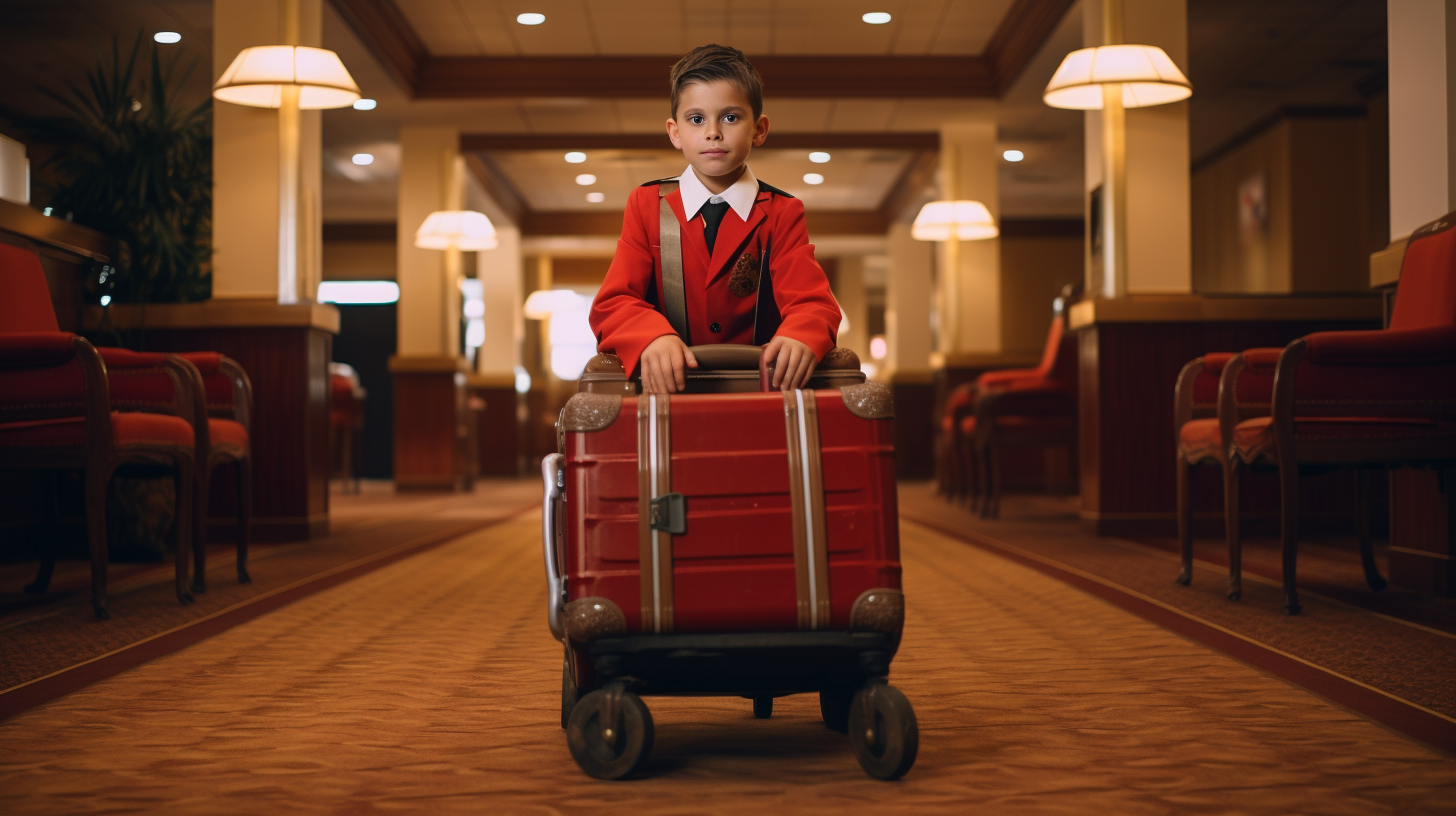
[[669, 44, 764, 120]]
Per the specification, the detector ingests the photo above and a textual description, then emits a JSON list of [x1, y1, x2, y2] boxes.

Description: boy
[[589, 44, 842, 394]]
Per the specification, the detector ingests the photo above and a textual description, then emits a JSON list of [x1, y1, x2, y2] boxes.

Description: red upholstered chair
[[0, 243, 195, 618], [174, 351, 253, 591], [966, 290, 1081, 518], [329, 362, 365, 493], [1172, 352, 1277, 597], [1229, 211, 1456, 614]]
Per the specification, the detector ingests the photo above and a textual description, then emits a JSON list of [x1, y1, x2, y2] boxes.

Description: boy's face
[[666, 79, 769, 186]]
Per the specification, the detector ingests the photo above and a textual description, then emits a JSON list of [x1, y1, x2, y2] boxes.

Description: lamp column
[[1083, 0, 1192, 296], [936, 122, 1003, 357], [391, 126, 469, 490]]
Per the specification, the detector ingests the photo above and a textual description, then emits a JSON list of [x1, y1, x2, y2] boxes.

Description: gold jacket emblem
[[728, 253, 760, 297]]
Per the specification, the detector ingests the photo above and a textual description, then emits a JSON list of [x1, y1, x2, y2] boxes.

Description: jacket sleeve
[[769, 196, 841, 361], [589, 186, 678, 377]]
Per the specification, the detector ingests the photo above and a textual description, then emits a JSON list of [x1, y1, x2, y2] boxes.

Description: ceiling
[[393, 0, 1017, 57], [0, 0, 1390, 240]]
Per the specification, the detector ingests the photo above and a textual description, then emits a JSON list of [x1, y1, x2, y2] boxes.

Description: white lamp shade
[[1042, 45, 1192, 110], [213, 45, 361, 109], [414, 210, 498, 251], [911, 200, 998, 241], [523, 288, 584, 320]]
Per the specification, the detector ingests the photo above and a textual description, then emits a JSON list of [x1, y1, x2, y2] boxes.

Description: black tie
[[700, 199, 731, 254]]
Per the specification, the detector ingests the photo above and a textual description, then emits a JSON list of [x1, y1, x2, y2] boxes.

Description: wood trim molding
[[879, 150, 938, 224], [331, 0, 1074, 99], [999, 218, 1084, 238], [322, 222, 396, 241], [83, 302, 341, 333], [460, 132, 941, 152], [1068, 295, 1384, 329], [0, 198, 116, 262], [420, 56, 994, 99], [327, 0, 426, 89], [983, 0, 1079, 93]]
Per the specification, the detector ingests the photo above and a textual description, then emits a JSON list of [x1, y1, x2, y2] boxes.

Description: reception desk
[[1069, 294, 1383, 537]]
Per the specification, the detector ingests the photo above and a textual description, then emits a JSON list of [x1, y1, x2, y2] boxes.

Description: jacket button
[[709, 322, 722, 333]]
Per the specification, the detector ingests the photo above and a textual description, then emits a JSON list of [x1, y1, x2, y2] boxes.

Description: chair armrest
[[1304, 325, 1456, 365], [1174, 353, 1236, 431], [94, 348, 198, 433], [0, 333, 78, 369], [977, 382, 1075, 419], [977, 367, 1040, 389]]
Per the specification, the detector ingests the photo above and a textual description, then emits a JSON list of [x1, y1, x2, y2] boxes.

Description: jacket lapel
[[705, 190, 769, 286], [667, 191, 712, 273]]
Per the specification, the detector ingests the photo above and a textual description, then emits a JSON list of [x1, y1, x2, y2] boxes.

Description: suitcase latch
[[649, 493, 687, 535]]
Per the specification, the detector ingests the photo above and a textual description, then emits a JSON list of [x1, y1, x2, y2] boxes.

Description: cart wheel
[[752, 696, 773, 719], [561, 660, 578, 730], [849, 684, 918, 780], [819, 688, 853, 733], [566, 689, 654, 780]]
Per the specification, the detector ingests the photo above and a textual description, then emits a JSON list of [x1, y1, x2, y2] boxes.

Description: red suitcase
[[543, 345, 917, 780]]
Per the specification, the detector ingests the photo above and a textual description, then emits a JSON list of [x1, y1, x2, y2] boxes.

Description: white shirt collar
[[677, 164, 759, 223]]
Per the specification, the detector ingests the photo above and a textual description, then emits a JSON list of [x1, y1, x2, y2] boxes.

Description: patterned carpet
[[896, 485, 1456, 726], [0, 479, 540, 696], [2, 510, 1452, 814]]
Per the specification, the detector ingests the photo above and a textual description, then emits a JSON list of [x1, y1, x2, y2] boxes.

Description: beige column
[[473, 224, 523, 376], [937, 122, 1002, 355], [212, 0, 322, 302], [1388, 0, 1456, 237], [833, 254, 869, 360], [885, 222, 934, 378], [1083, 0, 1192, 296], [397, 127, 464, 359]]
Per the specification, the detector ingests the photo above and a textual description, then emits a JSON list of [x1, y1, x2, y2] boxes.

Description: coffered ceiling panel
[[394, 0, 1017, 58]]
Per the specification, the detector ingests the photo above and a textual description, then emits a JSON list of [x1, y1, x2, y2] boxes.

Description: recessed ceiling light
[[154, 32, 181, 44], [565, 151, 586, 164], [586, 192, 605, 203], [803, 173, 824, 185], [575, 173, 597, 186], [517, 12, 545, 25], [352, 153, 374, 166], [1003, 149, 1025, 162], [809, 151, 831, 163], [862, 12, 891, 25], [353, 98, 377, 110]]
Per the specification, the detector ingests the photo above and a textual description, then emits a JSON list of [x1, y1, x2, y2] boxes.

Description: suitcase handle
[[542, 453, 567, 641]]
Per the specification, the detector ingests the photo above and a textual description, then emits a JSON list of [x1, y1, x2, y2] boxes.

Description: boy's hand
[[761, 336, 818, 391], [640, 335, 698, 393]]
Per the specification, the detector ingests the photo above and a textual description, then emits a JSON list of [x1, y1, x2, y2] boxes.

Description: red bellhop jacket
[[589, 180, 842, 377]]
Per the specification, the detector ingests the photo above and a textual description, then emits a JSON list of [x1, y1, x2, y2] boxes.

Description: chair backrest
[[0, 240, 60, 332], [1392, 212, 1456, 330]]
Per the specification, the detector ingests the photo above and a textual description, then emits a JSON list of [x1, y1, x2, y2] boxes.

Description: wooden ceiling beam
[[984, 0, 1079, 93], [327, 0, 425, 89], [460, 132, 939, 152], [420, 56, 993, 99]]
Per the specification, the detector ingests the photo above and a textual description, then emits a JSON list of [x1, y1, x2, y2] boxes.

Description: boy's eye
[[723, 114, 738, 123], [689, 115, 704, 125]]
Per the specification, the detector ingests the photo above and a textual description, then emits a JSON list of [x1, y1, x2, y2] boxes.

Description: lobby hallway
[[2, 511, 1454, 814]]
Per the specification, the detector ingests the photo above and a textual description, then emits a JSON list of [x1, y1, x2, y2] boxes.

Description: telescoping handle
[[541, 454, 566, 640]]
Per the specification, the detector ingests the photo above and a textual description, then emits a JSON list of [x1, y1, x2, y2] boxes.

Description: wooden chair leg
[[86, 464, 112, 620], [25, 471, 59, 594], [1279, 460, 1302, 615], [1176, 457, 1193, 585], [1225, 458, 1243, 601], [986, 443, 1002, 520], [960, 433, 979, 511], [1356, 468, 1387, 592], [191, 461, 210, 595], [237, 456, 252, 584], [174, 457, 194, 606]]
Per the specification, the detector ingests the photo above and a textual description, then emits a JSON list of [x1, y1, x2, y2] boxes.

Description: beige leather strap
[[784, 389, 831, 629], [657, 182, 690, 343], [637, 394, 675, 633]]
